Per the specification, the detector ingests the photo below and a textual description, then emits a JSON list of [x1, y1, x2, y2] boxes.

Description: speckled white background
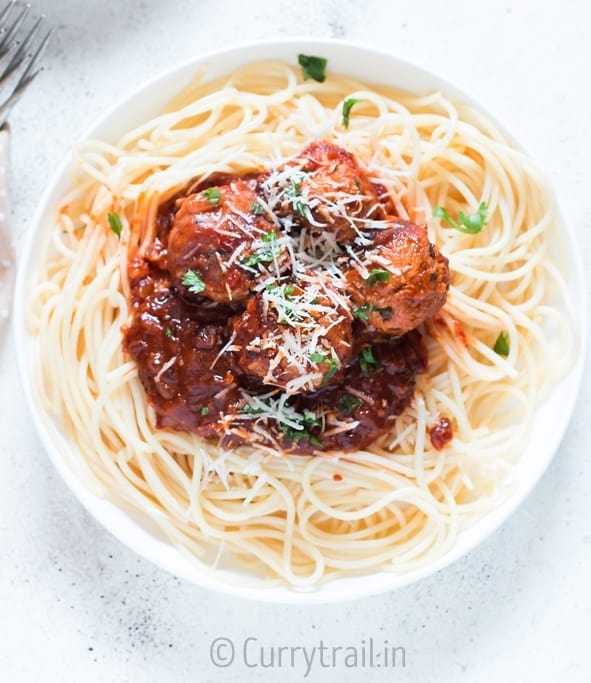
[[1, 0, 590, 681]]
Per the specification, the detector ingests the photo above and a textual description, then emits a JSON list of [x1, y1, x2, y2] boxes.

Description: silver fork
[[0, 1, 50, 338]]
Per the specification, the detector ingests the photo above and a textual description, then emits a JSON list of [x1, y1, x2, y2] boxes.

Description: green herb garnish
[[202, 187, 221, 205], [181, 269, 206, 294], [323, 359, 338, 384], [284, 181, 307, 217], [241, 231, 279, 267], [261, 230, 277, 243], [359, 346, 378, 374], [493, 331, 510, 357], [107, 212, 123, 238], [200, 407, 209, 416], [342, 97, 362, 128], [283, 424, 322, 447], [338, 395, 363, 414], [353, 304, 376, 321], [240, 404, 264, 415], [309, 352, 338, 385], [298, 53, 327, 82], [164, 327, 173, 339], [365, 269, 390, 286], [250, 202, 265, 215], [433, 201, 489, 234]]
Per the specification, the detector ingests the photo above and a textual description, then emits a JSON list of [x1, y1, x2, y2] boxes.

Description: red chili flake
[[429, 417, 453, 450], [333, 473, 343, 482]]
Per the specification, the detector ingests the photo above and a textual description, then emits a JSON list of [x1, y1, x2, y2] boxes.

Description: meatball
[[231, 272, 353, 394], [345, 220, 450, 335], [167, 178, 286, 303], [261, 140, 386, 243]]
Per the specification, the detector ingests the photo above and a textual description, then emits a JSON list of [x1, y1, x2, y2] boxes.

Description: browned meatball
[[167, 179, 286, 303], [231, 272, 353, 394], [261, 140, 386, 243], [345, 220, 450, 335]]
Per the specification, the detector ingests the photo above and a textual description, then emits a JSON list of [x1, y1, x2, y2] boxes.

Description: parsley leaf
[[342, 97, 362, 128], [493, 331, 510, 356], [181, 269, 206, 294], [323, 359, 338, 384], [202, 187, 221, 205], [240, 404, 264, 415], [359, 346, 378, 374], [433, 201, 489, 234], [302, 412, 321, 428], [284, 181, 307, 217], [365, 269, 390, 286], [298, 53, 327, 82], [309, 352, 338, 384], [338, 395, 363, 414], [353, 304, 376, 321], [107, 212, 123, 238], [250, 202, 265, 215], [261, 230, 277, 243], [241, 232, 279, 267], [200, 407, 209, 416], [283, 424, 322, 447], [309, 352, 326, 363], [164, 327, 173, 339]]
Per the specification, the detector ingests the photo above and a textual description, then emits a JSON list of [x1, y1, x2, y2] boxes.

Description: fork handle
[[0, 126, 14, 340]]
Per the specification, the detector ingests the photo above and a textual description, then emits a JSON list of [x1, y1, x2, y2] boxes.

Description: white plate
[[14, 38, 587, 603]]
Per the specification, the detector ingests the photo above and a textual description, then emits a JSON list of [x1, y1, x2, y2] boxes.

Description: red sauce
[[123, 143, 449, 455], [452, 320, 468, 347], [429, 417, 454, 450]]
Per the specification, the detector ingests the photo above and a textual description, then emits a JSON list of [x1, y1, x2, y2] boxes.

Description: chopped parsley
[[107, 212, 123, 238], [284, 181, 307, 217], [359, 346, 378, 374], [240, 404, 264, 415], [298, 53, 327, 82], [353, 304, 376, 321], [433, 201, 489, 234], [309, 352, 338, 384], [342, 97, 362, 128], [202, 187, 221, 205], [200, 407, 210, 416], [324, 360, 338, 384], [493, 331, 510, 356], [365, 269, 390, 286], [283, 424, 322, 447], [338, 395, 363, 414], [164, 327, 173, 339], [261, 230, 277, 243], [241, 231, 279, 267], [181, 269, 206, 294], [250, 202, 265, 215]]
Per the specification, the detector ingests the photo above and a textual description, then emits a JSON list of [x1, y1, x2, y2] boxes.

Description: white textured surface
[[0, 1, 589, 681]]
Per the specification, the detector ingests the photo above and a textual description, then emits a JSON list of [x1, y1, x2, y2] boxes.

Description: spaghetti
[[28, 60, 574, 586]]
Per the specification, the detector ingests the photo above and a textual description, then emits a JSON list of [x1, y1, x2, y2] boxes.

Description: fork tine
[[0, 66, 37, 126], [16, 25, 51, 86], [0, 2, 51, 128], [0, 3, 30, 55], [0, 0, 15, 33], [0, 2, 14, 28], [8, 14, 43, 71]]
